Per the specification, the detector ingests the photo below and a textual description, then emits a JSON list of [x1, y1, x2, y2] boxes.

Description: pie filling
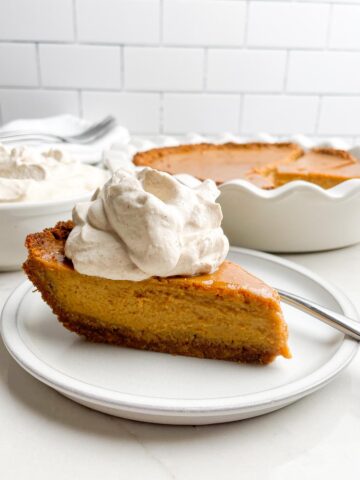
[[133, 143, 360, 189]]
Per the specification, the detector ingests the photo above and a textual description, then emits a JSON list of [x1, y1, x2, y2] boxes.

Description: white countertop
[[0, 244, 359, 479]]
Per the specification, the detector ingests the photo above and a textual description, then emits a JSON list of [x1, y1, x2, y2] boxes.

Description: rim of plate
[[1, 247, 358, 418]]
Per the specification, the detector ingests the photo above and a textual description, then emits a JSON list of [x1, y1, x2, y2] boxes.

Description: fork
[[278, 288, 360, 341], [0, 115, 116, 144]]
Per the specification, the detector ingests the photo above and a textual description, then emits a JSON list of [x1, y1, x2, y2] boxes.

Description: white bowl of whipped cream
[[0, 144, 109, 270]]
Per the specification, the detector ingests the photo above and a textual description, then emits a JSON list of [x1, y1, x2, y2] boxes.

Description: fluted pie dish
[[105, 134, 360, 252]]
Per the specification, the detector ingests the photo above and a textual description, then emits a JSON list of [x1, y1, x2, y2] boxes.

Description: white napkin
[[0, 115, 130, 164]]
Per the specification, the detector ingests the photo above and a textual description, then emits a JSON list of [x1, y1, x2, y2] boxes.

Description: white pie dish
[[219, 178, 360, 252], [104, 133, 360, 253], [0, 195, 91, 271]]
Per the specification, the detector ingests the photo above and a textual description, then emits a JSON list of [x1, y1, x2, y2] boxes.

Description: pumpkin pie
[[274, 147, 360, 189], [23, 222, 291, 365], [133, 142, 303, 188], [133, 142, 360, 190]]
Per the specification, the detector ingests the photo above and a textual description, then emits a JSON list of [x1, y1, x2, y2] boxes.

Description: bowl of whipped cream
[[0, 144, 109, 270]]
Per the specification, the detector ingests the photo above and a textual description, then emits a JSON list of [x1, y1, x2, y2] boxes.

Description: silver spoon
[[277, 288, 360, 341]]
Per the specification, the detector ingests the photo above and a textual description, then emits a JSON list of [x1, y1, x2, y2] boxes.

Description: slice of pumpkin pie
[[23, 168, 290, 365]]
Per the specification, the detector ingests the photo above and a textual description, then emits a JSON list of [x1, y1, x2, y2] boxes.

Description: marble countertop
[[0, 244, 359, 479]]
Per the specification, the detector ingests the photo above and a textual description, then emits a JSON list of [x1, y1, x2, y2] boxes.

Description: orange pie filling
[[134, 143, 360, 190]]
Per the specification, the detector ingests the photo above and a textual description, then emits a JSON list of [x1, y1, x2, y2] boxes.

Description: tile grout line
[[238, 94, 244, 134], [72, 0, 77, 43], [35, 43, 42, 87], [243, 0, 250, 48], [159, 0, 164, 45], [159, 0, 164, 132], [315, 96, 323, 135], [203, 48, 208, 91], [1, 85, 360, 98], [72, 0, 83, 117], [2, 39, 360, 53], [283, 50, 290, 92], [326, 3, 334, 49], [159, 92, 164, 134], [120, 46, 125, 91]]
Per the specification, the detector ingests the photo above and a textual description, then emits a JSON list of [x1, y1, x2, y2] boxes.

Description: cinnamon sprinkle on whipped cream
[[65, 167, 229, 280]]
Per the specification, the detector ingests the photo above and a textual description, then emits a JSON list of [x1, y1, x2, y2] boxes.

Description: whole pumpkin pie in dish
[[133, 141, 360, 190], [23, 168, 290, 365], [133, 142, 303, 188]]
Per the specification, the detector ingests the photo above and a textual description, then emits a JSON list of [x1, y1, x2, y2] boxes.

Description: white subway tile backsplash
[[82, 92, 160, 133], [329, 5, 360, 49], [247, 1, 329, 48], [0, 0, 74, 42], [0, 44, 38, 87], [125, 48, 203, 91], [76, 0, 160, 44], [287, 51, 360, 93], [163, 0, 246, 46], [163, 94, 241, 134], [207, 50, 286, 92], [0, 0, 359, 138], [0, 90, 79, 123], [39, 45, 121, 89], [242, 95, 319, 134], [318, 97, 360, 135]]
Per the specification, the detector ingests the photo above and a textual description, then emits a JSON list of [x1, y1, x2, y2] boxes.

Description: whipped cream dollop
[[0, 144, 109, 202], [65, 167, 229, 280]]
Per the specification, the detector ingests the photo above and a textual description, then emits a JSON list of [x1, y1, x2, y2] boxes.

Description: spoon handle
[[277, 288, 360, 342]]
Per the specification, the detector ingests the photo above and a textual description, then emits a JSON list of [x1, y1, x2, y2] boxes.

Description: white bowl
[[0, 194, 91, 271], [105, 133, 360, 253]]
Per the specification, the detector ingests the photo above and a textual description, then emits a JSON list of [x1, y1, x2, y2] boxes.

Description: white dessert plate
[[1, 248, 358, 425]]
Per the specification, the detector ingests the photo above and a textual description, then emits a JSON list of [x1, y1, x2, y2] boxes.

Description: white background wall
[[1, 0, 360, 139]]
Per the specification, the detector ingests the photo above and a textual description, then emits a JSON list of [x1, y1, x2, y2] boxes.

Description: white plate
[[1, 248, 358, 425]]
